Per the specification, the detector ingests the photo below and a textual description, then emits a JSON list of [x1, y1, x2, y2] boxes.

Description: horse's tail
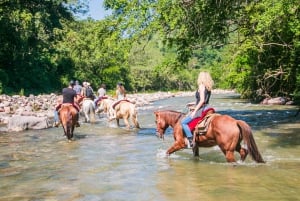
[[237, 120, 265, 163]]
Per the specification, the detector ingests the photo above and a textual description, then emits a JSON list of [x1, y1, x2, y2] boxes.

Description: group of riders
[[53, 71, 214, 150], [53, 80, 126, 127]]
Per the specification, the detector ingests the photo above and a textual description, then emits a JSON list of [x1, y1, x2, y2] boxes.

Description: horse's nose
[[155, 130, 164, 140]]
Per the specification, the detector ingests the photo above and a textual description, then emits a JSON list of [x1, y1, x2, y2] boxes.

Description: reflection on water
[[0, 93, 299, 201]]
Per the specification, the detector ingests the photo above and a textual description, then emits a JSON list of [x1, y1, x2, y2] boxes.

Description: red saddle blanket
[[188, 108, 215, 131], [112, 99, 131, 109]]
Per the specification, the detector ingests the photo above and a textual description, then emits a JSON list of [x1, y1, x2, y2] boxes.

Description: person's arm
[[114, 89, 118, 99], [190, 84, 205, 118]]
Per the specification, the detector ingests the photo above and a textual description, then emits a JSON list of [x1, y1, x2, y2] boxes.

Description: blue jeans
[[54, 110, 59, 122], [181, 115, 193, 138]]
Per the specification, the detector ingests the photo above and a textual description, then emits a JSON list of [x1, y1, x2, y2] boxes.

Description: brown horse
[[59, 104, 78, 141], [154, 110, 265, 163]]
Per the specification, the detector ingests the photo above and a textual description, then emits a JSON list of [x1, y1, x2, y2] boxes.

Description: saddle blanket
[[188, 108, 215, 131], [112, 99, 131, 109]]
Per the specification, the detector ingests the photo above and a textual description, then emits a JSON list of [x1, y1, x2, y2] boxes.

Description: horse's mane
[[156, 110, 185, 124], [158, 110, 185, 115]]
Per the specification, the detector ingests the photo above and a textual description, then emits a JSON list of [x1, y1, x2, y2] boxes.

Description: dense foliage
[[0, 0, 299, 103]]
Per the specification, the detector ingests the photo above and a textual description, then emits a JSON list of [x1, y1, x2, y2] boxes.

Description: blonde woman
[[181, 71, 214, 148]]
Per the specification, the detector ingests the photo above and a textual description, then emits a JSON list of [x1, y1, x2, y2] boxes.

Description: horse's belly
[[198, 139, 217, 147]]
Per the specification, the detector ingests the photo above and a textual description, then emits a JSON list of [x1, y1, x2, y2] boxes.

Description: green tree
[[0, 0, 81, 94]]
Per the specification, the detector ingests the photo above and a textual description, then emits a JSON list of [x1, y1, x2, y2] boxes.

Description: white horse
[[81, 99, 96, 123], [97, 98, 116, 119]]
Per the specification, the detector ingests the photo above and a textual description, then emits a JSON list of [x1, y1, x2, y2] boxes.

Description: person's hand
[[190, 110, 196, 118]]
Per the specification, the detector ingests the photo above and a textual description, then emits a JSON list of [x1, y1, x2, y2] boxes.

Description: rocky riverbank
[[0, 90, 235, 132]]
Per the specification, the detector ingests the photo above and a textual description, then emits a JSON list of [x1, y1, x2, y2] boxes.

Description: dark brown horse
[[59, 104, 78, 141], [154, 110, 265, 163]]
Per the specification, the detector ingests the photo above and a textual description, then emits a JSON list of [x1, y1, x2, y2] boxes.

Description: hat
[[83, 81, 87, 86], [69, 80, 75, 86], [86, 82, 90, 86], [75, 80, 79, 84]]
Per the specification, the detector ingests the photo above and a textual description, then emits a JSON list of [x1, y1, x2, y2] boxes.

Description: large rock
[[7, 115, 50, 132], [261, 97, 287, 105]]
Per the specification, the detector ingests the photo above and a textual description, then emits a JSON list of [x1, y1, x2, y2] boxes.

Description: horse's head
[[154, 111, 168, 140]]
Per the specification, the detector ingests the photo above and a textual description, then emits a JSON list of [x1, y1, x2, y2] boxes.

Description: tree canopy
[[0, 0, 299, 103]]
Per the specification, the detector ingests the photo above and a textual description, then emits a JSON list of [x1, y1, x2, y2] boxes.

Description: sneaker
[[53, 122, 60, 127], [185, 137, 193, 148]]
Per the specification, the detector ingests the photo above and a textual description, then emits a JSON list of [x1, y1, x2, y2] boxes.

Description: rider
[[73, 80, 82, 95], [94, 83, 107, 110], [53, 80, 81, 127], [110, 82, 126, 120], [181, 71, 214, 148], [116, 82, 126, 100]]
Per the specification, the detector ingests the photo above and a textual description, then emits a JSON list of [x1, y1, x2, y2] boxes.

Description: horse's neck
[[164, 113, 182, 127]]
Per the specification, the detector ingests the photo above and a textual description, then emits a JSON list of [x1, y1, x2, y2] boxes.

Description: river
[[0, 93, 299, 201]]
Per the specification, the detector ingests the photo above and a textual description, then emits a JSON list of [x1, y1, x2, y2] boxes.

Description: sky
[[86, 0, 111, 20]]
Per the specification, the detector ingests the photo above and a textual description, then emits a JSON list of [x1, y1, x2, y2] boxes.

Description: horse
[[97, 98, 115, 118], [154, 109, 265, 163], [59, 104, 78, 141], [81, 98, 96, 123], [99, 98, 140, 129]]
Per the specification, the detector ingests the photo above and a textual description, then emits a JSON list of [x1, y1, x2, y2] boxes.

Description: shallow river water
[[0, 93, 299, 201]]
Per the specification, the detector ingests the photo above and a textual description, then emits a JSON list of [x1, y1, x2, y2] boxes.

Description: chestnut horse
[[59, 104, 77, 141], [154, 110, 265, 163]]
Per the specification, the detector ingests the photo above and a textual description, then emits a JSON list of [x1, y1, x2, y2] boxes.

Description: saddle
[[188, 108, 216, 135], [194, 113, 220, 135], [58, 103, 79, 113]]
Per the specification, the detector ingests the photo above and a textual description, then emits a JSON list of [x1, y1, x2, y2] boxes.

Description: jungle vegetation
[[0, 0, 299, 103]]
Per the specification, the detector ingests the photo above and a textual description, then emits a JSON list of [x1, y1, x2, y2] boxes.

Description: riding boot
[[184, 137, 193, 148]]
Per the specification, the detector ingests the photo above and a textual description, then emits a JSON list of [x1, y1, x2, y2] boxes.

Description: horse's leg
[[124, 117, 130, 129], [166, 127, 186, 155], [225, 150, 236, 163], [235, 143, 248, 162], [91, 104, 96, 123], [66, 124, 71, 140], [193, 133, 199, 156], [192, 143, 199, 157], [62, 124, 67, 136], [71, 125, 74, 139], [84, 108, 89, 123], [166, 139, 186, 155], [131, 114, 140, 129], [116, 118, 120, 127]]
